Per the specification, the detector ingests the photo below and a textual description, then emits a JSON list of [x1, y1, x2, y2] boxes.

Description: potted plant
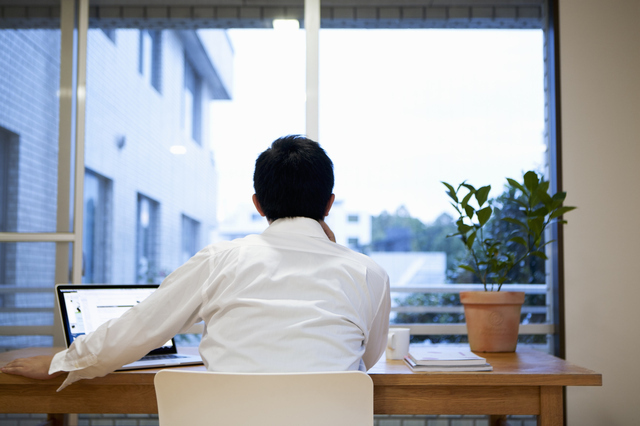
[[442, 171, 575, 352]]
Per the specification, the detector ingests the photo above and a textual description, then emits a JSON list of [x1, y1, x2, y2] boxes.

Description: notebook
[[56, 284, 203, 370]]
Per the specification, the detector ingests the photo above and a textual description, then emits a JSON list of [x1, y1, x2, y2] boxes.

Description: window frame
[[0, 0, 564, 356]]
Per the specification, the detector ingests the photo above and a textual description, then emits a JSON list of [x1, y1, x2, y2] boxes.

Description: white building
[[0, 28, 234, 289], [324, 200, 372, 251]]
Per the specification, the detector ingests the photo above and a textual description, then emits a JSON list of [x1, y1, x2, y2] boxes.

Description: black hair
[[253, 135, 334, 221]]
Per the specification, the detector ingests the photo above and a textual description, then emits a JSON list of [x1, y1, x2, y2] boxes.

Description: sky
[[209, 28, 546, 224]]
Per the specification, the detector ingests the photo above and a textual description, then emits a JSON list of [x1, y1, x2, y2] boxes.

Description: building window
[[138, 30, 162, 93], [83, 169, 112, 284], [348, 237, 359, 247], [183, 56, 202, 144], [136, 194, 160, 284], [0, 127, 18, 287], [181, 214, 201, 264], [347, 214, 359, 223]]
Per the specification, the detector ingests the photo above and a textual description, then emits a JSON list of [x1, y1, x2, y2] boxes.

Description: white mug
[[386, 327, 411, 360]]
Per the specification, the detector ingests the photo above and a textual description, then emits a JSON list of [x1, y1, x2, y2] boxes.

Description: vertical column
[[305, 0, 320, 141], [71, 0, 89, 284], [54, 0, 75, 346]]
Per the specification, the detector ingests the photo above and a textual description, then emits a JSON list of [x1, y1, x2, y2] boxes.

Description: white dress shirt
[[50, 217, 390, 390]]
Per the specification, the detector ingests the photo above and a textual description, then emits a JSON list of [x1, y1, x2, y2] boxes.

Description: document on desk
[[404, 345, 492, 371]]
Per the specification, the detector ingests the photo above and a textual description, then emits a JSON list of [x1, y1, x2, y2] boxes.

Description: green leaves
[[506, 178, 525, 193], [442, 182, 458, 203], [524, 171, 539, 192], [444, 170, 576, 291], [477, 206, 492, 226], [475, 186, 491, 207], [508, 236, 527, 248], [549, 206, 577, 220]]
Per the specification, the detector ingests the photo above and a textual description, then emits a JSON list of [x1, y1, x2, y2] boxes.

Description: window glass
[[83, 169, 112, 283], [210, 28, 305, 234], [0, 24, 62, 351], [136, 194, 159, 284], [210, 26, 547, 347], [181, 214, 201, 264], [319, 28, 546, 345], [138, 30, 162, 92], [0, 29, 61, 233], [85, 28, 227, 283], [184, 57, 202, 144], [150, 30, 162, 92], [0, 242, 58, 351]]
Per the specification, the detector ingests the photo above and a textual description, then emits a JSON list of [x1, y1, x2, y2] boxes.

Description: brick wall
[[0, 29, 60, 346]]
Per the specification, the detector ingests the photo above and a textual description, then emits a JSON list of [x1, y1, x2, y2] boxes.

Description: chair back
[[154, 370, 374, 426]]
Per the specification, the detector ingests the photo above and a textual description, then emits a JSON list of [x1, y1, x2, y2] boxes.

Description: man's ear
[[324, 194, 335, 217], [252, 194, 266, 217]]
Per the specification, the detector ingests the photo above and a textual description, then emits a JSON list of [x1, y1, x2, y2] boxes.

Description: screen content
[[60, 287, 172, 348]]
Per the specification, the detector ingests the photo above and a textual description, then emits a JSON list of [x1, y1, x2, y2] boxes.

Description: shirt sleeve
[[50, 247, 212, 391], [361, 272, 391, 370]]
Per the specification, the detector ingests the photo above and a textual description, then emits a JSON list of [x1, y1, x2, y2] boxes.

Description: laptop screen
[[57, 284, 174, 354]]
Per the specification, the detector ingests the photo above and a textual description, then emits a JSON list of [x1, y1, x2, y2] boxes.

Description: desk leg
[[488, 415, 508, 425], [43, 414, 78, 426], [539, 386, 563, 426]]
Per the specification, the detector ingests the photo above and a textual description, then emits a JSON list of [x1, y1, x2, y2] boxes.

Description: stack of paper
[[404, 346, 493, 372]]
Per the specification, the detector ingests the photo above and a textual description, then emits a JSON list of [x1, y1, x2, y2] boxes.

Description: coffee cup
[[386, 327, 411, 360]]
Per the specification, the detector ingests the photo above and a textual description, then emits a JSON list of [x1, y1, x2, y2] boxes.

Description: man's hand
[[1, 355, 63, 380], [319, 220, 336, 243]]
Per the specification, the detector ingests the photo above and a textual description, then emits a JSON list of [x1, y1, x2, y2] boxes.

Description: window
[[0, 127, 18, 288], [83, 169, 112, 284], [181, 215, 201, 264], [184, 56, 202, 144], [138, 30, 162, 93], [0, 127, 18, 234], [347, 215, 359, 223], [1, 4, 561, 424], [149, 30, 162, 92], [0, 21, 62, 351], [136, 194, 160, 284], [1, 1, 560, 358]]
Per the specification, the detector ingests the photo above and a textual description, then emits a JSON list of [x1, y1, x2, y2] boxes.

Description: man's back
[[0, 135, 391, 389], [198, 217, 390, 372]]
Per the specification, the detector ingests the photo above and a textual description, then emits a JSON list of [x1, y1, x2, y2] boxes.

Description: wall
[[559, 0, 640, 424], [0, 29, 61, 349]]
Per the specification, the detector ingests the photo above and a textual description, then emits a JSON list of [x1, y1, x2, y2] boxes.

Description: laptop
[[56, 284, 203, 370]]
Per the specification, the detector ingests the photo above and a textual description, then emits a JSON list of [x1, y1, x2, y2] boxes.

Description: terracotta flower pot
[[460, 291, 525, 353]]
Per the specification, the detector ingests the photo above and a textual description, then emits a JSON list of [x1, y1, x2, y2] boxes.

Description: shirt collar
[[262, 217, 329, 240]]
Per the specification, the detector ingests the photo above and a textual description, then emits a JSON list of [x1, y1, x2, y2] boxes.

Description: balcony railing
[[0, 283, 554, 347]]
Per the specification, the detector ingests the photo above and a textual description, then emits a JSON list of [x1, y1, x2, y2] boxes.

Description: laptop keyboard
[[140, 354, 186, 361]]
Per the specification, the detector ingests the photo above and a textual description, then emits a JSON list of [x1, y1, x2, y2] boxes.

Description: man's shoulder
[[329, 244, 389, 283], [205, 235, 260, 253]]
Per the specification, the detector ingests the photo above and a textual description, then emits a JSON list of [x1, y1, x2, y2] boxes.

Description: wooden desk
[[0, 347, 601, 426]]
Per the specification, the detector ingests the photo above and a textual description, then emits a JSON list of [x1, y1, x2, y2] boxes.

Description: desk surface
[[0, 346, 602, 387], [0, 346, 601, 420]]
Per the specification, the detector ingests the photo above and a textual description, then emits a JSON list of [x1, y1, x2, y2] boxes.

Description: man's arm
[[2, 247, 211, 388], [1, 355, 63, 380], [362, 274, 391, 370]]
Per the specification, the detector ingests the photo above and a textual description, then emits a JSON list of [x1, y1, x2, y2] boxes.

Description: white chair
[[154, 369, 374, 426]]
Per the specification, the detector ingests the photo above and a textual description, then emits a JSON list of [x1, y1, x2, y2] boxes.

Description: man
[[1, 135, 390, 390]]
